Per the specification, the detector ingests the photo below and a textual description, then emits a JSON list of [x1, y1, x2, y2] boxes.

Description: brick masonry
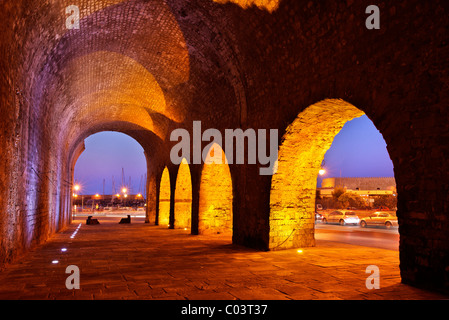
[[321, 177, 397, 190]]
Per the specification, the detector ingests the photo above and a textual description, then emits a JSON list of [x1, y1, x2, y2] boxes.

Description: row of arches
[[151, 99, 384, 250], [158, 146, 233, 236]]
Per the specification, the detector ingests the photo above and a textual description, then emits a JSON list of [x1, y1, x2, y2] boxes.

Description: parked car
[[315, 212, 323, 223], [322, 210, 360, 226], [360, 212, 398, 229]]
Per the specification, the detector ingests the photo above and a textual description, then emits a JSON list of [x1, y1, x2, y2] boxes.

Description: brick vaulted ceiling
[[22, 0, 237, 151]]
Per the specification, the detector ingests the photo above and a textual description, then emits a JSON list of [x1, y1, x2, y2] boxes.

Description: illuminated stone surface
[[198, 144, 233, 235], [158, 168, 171, 227], [174, 159, 192, 229], [270, 99, 365, 250], [212, 0, 280, 12]]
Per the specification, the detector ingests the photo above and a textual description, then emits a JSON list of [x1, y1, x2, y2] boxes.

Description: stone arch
[[64, 121, 163, 222], [158, 167, 171, 227], [174, 158, 192, 229], [269, 99, 368, 250], [198, 143, 233, 235]]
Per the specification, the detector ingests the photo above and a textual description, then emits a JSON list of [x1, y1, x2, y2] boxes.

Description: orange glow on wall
[[59, 51, 167, 139], [174, 159, 192, 229], [159, 167, 171, 226], [269, 99, 365, 250], [198, 143, 233, 235], [212, 0, 280, 12]]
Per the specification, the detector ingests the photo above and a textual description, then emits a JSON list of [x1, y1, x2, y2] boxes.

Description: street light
[[319, 159, 327, 176], [73, 184, 83, 210]]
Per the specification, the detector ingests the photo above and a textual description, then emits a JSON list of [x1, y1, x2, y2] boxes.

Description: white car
[[322, 210, 360, 226]]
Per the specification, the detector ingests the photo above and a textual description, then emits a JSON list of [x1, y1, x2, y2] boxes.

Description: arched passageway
[[1, 0, 448, 295], [198, 143, 233, 235], [269, 99, 369, 250], [73, 132, 147, 197], [174, 158, 192, 229]]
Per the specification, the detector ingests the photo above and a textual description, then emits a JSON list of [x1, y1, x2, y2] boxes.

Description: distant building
[[318, 177, 396, 198]]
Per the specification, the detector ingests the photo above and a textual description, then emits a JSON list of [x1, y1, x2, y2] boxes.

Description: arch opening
[[198, 143, 233, 236], [72, 131, 148, 218], [316, 115, 396, 213], [269, 99, 396, 250]]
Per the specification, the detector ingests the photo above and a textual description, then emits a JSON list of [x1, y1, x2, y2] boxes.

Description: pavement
[[0, 216, 447, 300]]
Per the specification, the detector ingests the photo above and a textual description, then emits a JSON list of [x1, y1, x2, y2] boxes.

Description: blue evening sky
[[317, 115, 394, 187], [74, 132, 147, 195]]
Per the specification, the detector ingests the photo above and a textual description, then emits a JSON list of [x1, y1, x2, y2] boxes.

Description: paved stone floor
[[0, 217, 447, 300]]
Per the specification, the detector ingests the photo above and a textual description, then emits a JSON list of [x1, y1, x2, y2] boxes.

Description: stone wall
[[174, 159, 192, 229], [322, 177, 397, 190], [198, 144, 233, 235], [158, 168, 171, 227]]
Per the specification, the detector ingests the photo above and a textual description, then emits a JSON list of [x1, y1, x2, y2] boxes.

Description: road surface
[[315, 223, 399, 251], [73, 212, 399, 251]]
